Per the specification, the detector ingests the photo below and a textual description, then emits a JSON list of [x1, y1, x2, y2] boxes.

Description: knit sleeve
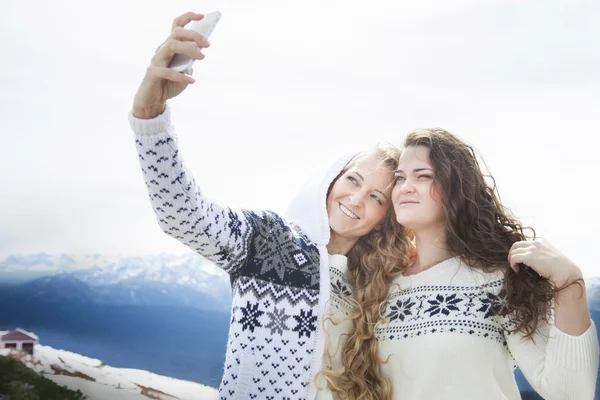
[[504, 314, 599, 400], [128, 105, 253, 274]]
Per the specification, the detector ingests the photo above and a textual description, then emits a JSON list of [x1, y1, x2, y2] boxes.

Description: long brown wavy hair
[[316, 145, 414, 400], [403, 128, 571, 338]]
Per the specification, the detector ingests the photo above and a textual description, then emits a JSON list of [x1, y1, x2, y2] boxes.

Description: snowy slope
[[1, 345, 218, 400]]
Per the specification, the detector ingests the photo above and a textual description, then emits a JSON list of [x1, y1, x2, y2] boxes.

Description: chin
[[394, 212, 409, 224], [331, 218, 364, 237], [395, 216, 418, 231], [329, 219, 350, 234]]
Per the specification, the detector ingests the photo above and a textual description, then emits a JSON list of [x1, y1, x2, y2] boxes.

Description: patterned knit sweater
[[316, 256, 599, 400], [128, 105, 354, 400]]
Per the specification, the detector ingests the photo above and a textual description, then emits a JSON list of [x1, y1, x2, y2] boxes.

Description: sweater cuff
[[128, 104, 173, 136], [548, 320, 599, 371]]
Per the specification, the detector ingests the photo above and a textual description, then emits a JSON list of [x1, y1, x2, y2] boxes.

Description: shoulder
[[241, 209, 295, 236], [455, 260, 506, 294], [233, 209, 322, 289], [242, 210, 315, 244]]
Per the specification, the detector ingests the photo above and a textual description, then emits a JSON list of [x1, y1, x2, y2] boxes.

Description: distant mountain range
[[0, 253, 232, 312]]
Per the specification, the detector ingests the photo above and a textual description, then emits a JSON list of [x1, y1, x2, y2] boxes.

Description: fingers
[[150, 13, 211, 71], [508, 248, 530, 271], [509, 257, 523, 273], [144, 13, 209, 86], [146, 65, 196, 84], [511, 238, 552, 250], [508, 251, 525, 272], [508, 241, 530, 272], [509, 240, 531, 251], [171, 26, 210, 49], [152, 38, 205, 67], [172, 12, 204, 31]]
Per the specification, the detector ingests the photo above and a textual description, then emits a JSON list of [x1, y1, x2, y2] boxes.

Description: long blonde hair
[[317, 145, 413, 400]]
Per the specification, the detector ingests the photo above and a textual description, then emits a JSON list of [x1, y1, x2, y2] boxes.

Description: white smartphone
[[168, 11, 222, 73]]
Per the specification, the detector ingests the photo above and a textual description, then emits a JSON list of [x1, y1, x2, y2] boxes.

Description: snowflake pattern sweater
[[128, 105, 354, 400], [316, 256, 599, 400]]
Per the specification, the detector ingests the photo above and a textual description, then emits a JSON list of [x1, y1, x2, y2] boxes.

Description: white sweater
[[129, 106, 359, 400], [316, 256, 599, 400]]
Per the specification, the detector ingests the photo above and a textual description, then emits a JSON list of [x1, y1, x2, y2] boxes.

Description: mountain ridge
[[0, 253, 232, 312]]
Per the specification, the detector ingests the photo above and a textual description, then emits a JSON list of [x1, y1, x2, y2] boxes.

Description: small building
[[0, 328, 39, 355]]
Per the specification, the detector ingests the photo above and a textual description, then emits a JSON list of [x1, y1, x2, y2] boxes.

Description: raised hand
[[132, 12, 210, 119]]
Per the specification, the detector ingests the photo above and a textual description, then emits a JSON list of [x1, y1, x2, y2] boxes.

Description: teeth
[[340, 203, 359, 219]]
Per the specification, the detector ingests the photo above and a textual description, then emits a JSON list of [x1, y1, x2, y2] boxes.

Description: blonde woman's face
[[392, 145, 445, 232], [326, 155, 394, 242]]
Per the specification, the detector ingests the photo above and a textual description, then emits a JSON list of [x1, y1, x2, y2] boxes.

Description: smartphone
[[168, 11, 222, 73]]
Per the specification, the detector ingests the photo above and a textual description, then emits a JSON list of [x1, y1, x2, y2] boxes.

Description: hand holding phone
[[168, 11, 222, 73], [132, 11, 221, 119]]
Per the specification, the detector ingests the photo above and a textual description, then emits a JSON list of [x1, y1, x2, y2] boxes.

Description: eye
[[418, 175, 433, 179], [395, 175, 405, 184], [370, 194, 383, 205], [347, 176, 359, 186]]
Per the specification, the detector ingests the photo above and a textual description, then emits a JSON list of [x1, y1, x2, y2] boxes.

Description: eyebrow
[[353, 172, 388, 199], [394, 168, 434, 174]]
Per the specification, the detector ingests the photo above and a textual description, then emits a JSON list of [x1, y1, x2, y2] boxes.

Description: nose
[[348, 190, 367, 207], [398, 178, 416, 194]]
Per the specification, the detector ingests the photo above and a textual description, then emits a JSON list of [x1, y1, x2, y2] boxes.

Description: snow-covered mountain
[[0, 253, 80, 282], [1, 344, 218, 400], [0, 253, 232, 312], [1, 253, 226, 287], [69, 253, 228, 298]]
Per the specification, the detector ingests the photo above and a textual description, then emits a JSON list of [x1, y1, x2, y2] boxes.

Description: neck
[[326, 231, 358, 256], [407, 226, 455, 275]]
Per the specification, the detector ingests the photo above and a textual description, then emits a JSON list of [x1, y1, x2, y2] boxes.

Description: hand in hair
[[508, 239, 583, 288]]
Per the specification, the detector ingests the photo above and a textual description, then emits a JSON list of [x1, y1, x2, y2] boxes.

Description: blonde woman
[[129, 11, 413, 400]]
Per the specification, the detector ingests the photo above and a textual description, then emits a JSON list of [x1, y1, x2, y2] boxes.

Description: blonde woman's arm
[[129, 106, 254, 273], [129, 12, 254, 273]]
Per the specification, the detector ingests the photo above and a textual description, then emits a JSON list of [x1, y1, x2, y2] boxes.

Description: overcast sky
[[1, 0, 598, 277]]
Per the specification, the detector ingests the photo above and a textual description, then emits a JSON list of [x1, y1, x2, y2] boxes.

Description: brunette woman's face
[[326, 155, 394, 242], [391, 145, 445, 232]]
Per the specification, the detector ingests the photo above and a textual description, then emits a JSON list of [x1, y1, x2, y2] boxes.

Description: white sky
[[1, 0, 599, 277]]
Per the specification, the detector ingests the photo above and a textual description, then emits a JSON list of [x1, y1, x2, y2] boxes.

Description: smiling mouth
[[339, 203, 360, 219], [399, 201, 419, 205]]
